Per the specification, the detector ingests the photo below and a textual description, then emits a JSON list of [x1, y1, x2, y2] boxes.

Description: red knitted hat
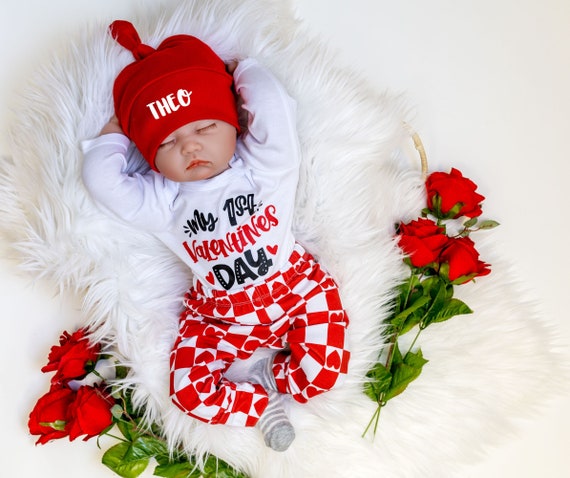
[[109, 20, 239, 170]]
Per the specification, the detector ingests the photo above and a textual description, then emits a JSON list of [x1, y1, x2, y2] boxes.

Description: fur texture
[[0, 0, 564, 476]]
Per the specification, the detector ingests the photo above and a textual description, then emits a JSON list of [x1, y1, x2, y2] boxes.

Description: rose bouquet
[[363, 168, 498, 435], [29, 329, 246, 477]]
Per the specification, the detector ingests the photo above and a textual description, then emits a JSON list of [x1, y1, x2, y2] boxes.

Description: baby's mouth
[[187, 160, 208, 170]]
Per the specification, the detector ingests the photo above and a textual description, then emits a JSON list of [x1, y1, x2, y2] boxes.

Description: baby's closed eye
[[197, 123, 217, 133], [159, 138, 175, 149]]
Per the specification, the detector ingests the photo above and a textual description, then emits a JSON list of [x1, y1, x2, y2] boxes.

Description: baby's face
[[154, 119, 237, 182]]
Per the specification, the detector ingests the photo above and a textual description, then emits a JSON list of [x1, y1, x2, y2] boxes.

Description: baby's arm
[[233, 59, 300, 171], [81, 119, 177, 230], [99, 115, 123, 136]]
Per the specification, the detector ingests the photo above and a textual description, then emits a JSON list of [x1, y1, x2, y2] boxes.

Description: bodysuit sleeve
[[81, 133, 178, 231], [233, 59, 300, 172]]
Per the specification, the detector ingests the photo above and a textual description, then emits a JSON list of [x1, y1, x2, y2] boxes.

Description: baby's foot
[[257, 390, 295, 452]]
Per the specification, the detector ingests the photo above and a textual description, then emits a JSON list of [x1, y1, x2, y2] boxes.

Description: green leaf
[[438, 262, 450, 282], [153, 454, 247, 478], [450, 273, 479, 285], [423, 293, 449, 326], [102, 442, 150, 478], [419, 276, 472, 327], [111, 404, 124, 420], [424, 276, 453, 300], [117, 420, 135, 441], [419, 278, 449, 327], [430, 194, 443, 218], [392, 276, 453, 335], [39, 420, 67, 431], [446, 201, 465, 219], [128, 436, 169, 460], [463, 217, 478, 228], [384, 345, 428, 401], [430, 298, 473, 323], [364, 362, 392, 402], [399, 310, 425, 336], [391, 295, 430, 332], [478, 219, 500, 229], [154, 461, 198, 478], [115, 365, 130, 380], [102, 433, 170, 478], [394, 274, 421, 314], [84, 359, 98, 375]]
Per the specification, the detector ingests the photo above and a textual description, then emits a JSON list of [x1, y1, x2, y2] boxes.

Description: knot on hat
[[109, 20, 155, 60]]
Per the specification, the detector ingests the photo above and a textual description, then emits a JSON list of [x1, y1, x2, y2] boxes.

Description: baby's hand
[[225, 59, 239, 75], [99, 115, 123, 136]]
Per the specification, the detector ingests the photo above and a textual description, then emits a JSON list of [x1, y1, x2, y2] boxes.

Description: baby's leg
[[170, 319, 268, 427], [273, 280, 350, 402]]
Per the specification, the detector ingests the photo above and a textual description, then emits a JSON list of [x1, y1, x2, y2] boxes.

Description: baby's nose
[[182, 138, 201, 154]]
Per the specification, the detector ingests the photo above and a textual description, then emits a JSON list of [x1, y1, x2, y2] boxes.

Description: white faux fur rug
[[0, 0, 563, 476]]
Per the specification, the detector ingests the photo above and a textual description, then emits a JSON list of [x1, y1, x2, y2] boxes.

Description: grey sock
[[250, 355, 278, 391], [250, 356, 295, 451], [257, 390, 295, 452]]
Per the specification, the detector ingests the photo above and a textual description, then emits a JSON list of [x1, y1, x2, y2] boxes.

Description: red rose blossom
[[41, 329, 101, 385], [426, 168, 485, 219], [398, 218, 448, 268], [439, 236, 491, 284], [28, 386, 75, 444], [67, 386, 115, 441]]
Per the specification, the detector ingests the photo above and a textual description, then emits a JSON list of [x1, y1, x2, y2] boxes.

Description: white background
[[1, 0, 568, 476]]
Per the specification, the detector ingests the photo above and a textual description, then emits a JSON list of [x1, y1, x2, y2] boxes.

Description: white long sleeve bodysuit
[[82, 59, 299, 293]]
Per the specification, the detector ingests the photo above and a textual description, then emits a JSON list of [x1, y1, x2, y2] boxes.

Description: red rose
[[28, 386, 75, 444], [398, 218, 448, 268], [439, 236, 491, 284], [426, 168, 485, 219], [41, 329, 101, 384], [67, 386, 115, 441]]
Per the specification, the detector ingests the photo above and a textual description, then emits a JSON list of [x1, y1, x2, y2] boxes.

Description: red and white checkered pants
[[169, 244, 350, 427]]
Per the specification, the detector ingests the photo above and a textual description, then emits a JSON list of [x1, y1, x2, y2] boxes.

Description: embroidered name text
[[146, 89, 192, 119]]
